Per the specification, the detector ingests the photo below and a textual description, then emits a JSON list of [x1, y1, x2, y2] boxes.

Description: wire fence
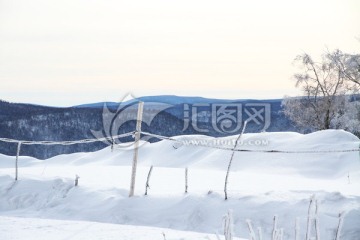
[[1, 128, 359, 200], [142, 131, 360, 154], [1, 130, 359, 153], [0, 132, 135, 146]]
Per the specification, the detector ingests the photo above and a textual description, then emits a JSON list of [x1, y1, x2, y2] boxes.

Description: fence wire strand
[[0, 132, 135, 146]]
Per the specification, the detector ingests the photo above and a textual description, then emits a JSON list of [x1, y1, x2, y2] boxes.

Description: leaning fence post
[[129, 101, 144, 197], [15, 141, 22, 181], [306, 195, 315, 240], [224, 120, 247, 200], [246, 219, 256, 240], [335, 212, 345, 240], [145, 165, 153, 195]]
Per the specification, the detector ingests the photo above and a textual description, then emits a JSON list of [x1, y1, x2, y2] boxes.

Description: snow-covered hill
[[0, 130, 359, 239]]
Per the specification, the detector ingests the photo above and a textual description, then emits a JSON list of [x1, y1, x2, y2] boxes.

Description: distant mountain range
[[75, 95, 283, 107], [0, 96, 296, 159]]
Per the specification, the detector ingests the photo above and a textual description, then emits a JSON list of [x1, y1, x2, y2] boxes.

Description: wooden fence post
[[224, 121, 247, 200], [15, 142, 22, 181], [145, 165, 153, 195], [74, 174, 80, 187], [306, 195, 315, 240], [335, 212, 345, 240], [185, 167, 188, 194], [246, 219, 256, 240], [272, 215, 278, 240], [129, 101, 144, 197]]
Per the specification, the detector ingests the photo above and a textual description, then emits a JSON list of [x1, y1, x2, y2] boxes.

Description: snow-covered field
[[0, 130, 359, 239], [0, 216, 235, 240]]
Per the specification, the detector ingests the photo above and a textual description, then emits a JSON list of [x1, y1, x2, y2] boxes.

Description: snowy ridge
[[0, 130, 360, 239]]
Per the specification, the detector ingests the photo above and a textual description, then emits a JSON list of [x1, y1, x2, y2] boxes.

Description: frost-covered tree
[[332, 100, 360, 134], [282, 52, 360, 132], [327, 49, 360, 87]]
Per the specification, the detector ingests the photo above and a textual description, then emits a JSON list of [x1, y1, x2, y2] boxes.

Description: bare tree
[[282, 52, 359, 131]]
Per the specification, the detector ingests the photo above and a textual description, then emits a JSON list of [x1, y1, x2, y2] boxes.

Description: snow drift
[[0, 130, 359, 239]]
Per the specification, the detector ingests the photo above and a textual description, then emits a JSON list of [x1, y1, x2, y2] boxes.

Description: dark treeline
[[0, 99, 294, 159]]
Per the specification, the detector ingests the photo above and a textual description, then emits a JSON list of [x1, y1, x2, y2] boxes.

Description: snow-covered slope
[[0, 130, 359, 239]]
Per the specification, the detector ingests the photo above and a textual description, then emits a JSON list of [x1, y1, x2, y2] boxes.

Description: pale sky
[[0, 0, 359, 106]]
